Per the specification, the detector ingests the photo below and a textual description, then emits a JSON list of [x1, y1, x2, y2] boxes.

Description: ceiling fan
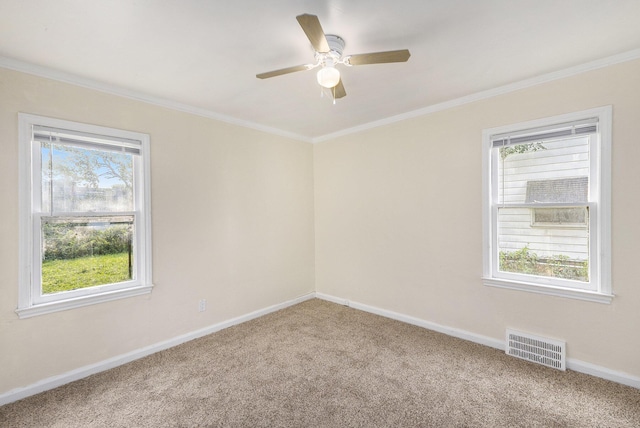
[[256, 14, 411, 102]]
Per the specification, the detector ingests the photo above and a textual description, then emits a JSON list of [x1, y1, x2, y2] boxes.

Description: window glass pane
[[41, 142, 133, 212], [497, 207, 589, 282], [496, 136, 590, 204], [41, 142, 52, 212], [532, 207, 587, 225], [41, 216, 134, 294]]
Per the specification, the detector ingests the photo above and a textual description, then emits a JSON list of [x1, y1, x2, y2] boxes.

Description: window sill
[[482, 277, 613, 304], [15, 284, 153, 319]]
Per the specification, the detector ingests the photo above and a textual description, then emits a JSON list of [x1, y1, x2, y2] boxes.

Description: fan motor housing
[[315, 35, 345, 67], [325, 34, 345, 58]]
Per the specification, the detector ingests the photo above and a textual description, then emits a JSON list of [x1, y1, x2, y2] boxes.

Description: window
[[527, 178, 588, 227], [531, 207, 587, 227], [18, 114, 152, 318], [482, 107, 611, 303]]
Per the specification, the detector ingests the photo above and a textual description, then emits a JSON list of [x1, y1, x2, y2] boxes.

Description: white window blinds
[[32, 125, 141, 155], [491, 117, 598, 148]]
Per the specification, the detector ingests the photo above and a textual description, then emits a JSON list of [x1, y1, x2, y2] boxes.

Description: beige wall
[[314, 59, 640, 378], [0, 68, 315, 394], [2, 57, 639, 397]]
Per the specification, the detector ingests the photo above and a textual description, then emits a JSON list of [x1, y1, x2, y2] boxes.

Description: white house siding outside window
[[17, 114, 153, 318], [482, 107, 612, 303]]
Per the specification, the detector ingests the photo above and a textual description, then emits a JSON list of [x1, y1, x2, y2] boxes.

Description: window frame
[[17, 114, 153, 318], [481, 107, 612, 303]]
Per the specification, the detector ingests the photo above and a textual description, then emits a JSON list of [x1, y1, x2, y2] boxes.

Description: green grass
[[42, 252, 132, 294]]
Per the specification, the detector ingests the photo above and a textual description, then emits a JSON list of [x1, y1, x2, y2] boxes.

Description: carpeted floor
[[1, 299, 639, 427]]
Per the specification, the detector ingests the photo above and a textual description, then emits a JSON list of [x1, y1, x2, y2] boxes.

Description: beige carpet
[[1, 299, 639, 427]]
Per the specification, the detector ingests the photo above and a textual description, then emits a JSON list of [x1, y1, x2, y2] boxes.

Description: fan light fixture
[[256, 14, 411, 102], [316, 65, 340, 88]]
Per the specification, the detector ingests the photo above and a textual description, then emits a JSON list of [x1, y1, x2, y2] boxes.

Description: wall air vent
[[506, 329, 566, 371]]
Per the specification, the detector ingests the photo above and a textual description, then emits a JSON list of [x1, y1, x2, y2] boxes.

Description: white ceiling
[[1, 0, 639, 141]]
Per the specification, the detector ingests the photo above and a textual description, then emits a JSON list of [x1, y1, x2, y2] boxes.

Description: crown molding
[[2, 48, 639, 145], [0, 56, 312, 144], [311, 48, 640, 143]]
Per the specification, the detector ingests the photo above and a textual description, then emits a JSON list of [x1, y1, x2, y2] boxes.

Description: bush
[[43, 222, 132, 261], [499, 245, 588, 282]]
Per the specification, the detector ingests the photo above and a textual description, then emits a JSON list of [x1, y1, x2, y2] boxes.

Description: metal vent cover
[[506, 329, 566, 371]]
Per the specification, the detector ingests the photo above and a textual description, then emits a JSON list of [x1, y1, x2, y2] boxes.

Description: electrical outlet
[[198, 299, 206, 312]]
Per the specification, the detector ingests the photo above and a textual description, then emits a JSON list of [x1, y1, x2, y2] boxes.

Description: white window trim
[[481, 106, 612, 303], [17, 114, 153, 318]]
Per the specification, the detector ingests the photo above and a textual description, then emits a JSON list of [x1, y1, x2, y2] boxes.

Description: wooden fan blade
[[347, 49, 411, 65], [256, 64, 309, 79], [296, 14, 330, 53], [332, 79, 346, 99]]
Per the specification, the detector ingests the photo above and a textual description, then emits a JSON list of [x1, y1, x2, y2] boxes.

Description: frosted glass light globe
[[316, 66, 341, 88]]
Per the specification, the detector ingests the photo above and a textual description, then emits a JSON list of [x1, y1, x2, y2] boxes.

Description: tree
[[500, 142, 546, 160], [45, 143, 133, 190]]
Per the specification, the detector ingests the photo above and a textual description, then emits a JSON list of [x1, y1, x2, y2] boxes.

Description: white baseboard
[[0, 292, 315, 406], [315, 292, 640, 390], [3, 290, 637, 407], [315, 292, 503, 350], [566, 358, 640, 389]]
